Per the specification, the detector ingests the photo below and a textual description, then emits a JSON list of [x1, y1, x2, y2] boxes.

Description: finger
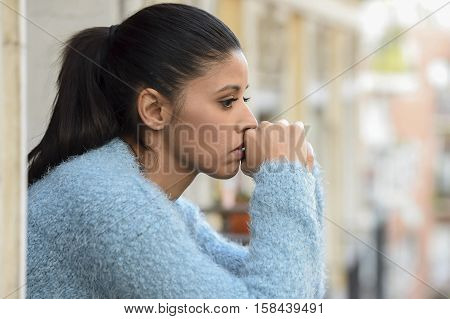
[[258, 121, 271, 128], [293, 121, 304, 130], [243, 127, 256, 143], [306, 142, 315, 172], [293, 122, 305, 144], [275, 119, 289, 126]]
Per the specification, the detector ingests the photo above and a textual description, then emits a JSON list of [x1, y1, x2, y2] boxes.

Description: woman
[[27, 3, 327, 298]]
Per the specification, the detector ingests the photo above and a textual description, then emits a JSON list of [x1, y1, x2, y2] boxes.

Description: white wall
[[26, 0, 121, 151]]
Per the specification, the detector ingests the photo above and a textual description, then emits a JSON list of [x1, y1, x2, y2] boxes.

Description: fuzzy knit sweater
[[26, 137, 327, 299]]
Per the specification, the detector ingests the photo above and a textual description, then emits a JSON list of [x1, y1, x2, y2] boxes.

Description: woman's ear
[[136, 88, 173, 130]]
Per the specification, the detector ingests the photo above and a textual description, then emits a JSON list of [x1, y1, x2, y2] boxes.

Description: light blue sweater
[[26, 137, 327, 298]]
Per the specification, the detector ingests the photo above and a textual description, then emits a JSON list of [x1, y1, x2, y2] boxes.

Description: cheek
[[172, 102, 236, 170], [196, 140, 223, 168], [169, 126, 223, 169], [172, 130, 239, 178], [193, 135, 234, 174], [200, 128, 233, 158], [178, 114, 232, 155]]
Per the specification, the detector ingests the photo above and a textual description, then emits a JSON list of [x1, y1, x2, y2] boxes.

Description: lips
[[232, 143, 244, 152], [231, 147, 245, 160]]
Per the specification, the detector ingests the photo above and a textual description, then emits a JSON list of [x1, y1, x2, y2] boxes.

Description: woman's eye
[[220, 96, 251, 109], [220, 98, 238, 108]]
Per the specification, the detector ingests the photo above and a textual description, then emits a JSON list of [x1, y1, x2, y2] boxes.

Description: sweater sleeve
[[174, 196, 250, 277], [310, 162, 327, 297], [175, 161, 326, 281], [68, 159, 325, 298]]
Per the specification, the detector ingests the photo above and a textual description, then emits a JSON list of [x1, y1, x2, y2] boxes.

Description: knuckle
[[276, 119, 289, 126], [245, 128, 256, 137], [294, 121, 305, 130]]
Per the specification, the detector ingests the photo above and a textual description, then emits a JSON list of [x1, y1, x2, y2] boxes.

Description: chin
[[203, 161, 241, 179]]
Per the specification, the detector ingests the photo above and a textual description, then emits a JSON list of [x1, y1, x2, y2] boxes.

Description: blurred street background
[[1, 0, 449, 298]]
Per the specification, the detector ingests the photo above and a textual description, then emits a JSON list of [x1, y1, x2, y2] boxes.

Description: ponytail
[[28, 27, 119, 186]]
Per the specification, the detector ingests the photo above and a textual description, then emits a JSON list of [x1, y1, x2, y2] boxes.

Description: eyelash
[[220, 97, 251, 108]]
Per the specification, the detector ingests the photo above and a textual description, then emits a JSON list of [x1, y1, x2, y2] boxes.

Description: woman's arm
[[175, 161, 326, 280], [66, 159, 325, 298], [173, 196, 250, 277]]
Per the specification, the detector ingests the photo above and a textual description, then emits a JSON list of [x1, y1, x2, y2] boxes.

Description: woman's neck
[[121, 134, 198, 201]]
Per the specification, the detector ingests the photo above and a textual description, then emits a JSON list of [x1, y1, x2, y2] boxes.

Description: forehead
[[187, 50, 248, 93]]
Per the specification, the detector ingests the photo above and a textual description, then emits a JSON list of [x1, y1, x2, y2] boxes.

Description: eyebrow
[[215, 84, 250, 93]]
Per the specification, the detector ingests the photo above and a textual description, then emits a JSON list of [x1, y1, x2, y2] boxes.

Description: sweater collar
[[102, 137, 144, 174]]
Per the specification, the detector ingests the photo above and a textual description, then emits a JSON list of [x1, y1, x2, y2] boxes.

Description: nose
[[235, 105, 258, 133]]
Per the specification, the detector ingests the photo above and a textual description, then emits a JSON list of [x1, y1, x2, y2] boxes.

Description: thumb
[[240, 157, 252, 178]]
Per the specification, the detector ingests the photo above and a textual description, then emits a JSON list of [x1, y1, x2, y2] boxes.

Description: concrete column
[[0, 0, 26, 299], [324, 26, 347, 296], [282, 12, 306, 122], [217, 0, 242, 40]]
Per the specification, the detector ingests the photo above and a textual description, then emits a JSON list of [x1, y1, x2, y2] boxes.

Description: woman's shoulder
[[28, 138, 157, 210]]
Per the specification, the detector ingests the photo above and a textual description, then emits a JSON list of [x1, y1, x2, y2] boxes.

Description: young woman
[[27, 3, 326, 298]]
